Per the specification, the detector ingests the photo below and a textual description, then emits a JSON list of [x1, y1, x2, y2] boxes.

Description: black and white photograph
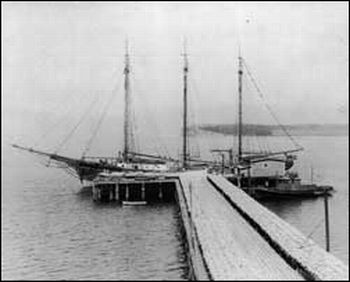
[[2, 1, 348, 280]]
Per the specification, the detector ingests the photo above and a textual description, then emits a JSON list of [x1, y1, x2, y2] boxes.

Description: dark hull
[[226, 175, 333, 200], [247, 186, 332, 200]]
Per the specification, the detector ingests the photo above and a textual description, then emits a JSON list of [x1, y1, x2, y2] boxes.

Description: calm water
[[2, 148, 188, 280], [2, 135, 348, 280]]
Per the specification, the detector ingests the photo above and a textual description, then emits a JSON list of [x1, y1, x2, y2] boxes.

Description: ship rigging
[[12, 41, 211, 181]]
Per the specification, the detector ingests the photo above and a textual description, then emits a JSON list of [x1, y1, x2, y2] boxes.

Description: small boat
[[122, 201, 147, 206]]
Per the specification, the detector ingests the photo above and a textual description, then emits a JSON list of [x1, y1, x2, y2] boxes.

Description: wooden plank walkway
[[177, 170, 348, 280]]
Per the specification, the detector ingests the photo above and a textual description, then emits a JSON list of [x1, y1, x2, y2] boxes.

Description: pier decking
[[177, 171, 348, 280]]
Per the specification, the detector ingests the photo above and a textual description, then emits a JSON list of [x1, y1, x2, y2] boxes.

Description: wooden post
[[126, 184, 129, 201], [141, 182, 145, 201], [109, 186, 113, 201], [237, 172, 241, 188], [221, 153, 225, 174], [158, 183, 163, 200], [115, 183, 119, 201], [92, 184, 97, 201], [247, 163, 252, 194], [229, 149, 233, 167], [97, 188, 101, 201], [324, 189, 330, 252]]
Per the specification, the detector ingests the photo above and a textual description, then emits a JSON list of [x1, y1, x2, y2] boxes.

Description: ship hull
[[227, 175, 333, 199], [249, 186, 333, 200]]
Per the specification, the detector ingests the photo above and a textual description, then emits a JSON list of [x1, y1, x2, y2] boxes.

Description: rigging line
[[247, 78, 270, 153], [253, 127, 265, 153], [33, 109, 73, 149], [241, 79, 255, 155], [138, 95, 165, 156], [145, 82, 170, 156], [32, 89, 98, 150], [129, 94, 140, 152], [189, 73, 213, 160], [245, 129, 251, 154], [242, 58, 303, 150], [127, 76, 143, 154], [246, 76, 270, 153], [243, 60, 301, 151], [188, 91, 200, 158], [127, 74, 137, 154], [54, 94, 100, 154], [81, 76, 122, 158], [131, 105, 139, 154], [35, 63, 123, 150], [133, 76, 170, 158], [188, 78, 202, 158], [63, 167, 79, 179], [81, 92, 116, 157], [128, 81, 136, 154], [154, 119, 171, 158]]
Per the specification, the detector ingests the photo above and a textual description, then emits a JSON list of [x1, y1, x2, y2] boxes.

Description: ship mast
[[123, 40, 131, 162], [182, 41, 189, 169], [238, 55, 243, 163]]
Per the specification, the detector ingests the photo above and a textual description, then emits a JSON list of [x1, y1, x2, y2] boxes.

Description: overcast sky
[[2, 2, 348, 154]]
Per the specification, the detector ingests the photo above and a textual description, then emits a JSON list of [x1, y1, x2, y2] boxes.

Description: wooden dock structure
[[92, 170, 348, 280], [92, 173, 178, 203]]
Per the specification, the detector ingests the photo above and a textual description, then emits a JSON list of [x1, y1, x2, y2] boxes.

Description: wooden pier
[[177, 170, 348, 280], [92, 170, 348, 280], [92, 173, 178, 203]]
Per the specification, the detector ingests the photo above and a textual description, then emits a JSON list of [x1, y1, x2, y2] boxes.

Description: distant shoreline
[[198, 124, 349, 136]]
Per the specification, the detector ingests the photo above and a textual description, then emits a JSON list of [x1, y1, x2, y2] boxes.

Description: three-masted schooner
[[13, 41, 333, 197]]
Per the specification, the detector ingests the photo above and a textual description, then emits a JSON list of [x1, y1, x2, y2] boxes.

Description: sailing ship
[[12, 43, 181, 184], [210, 54, 334, 199]]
